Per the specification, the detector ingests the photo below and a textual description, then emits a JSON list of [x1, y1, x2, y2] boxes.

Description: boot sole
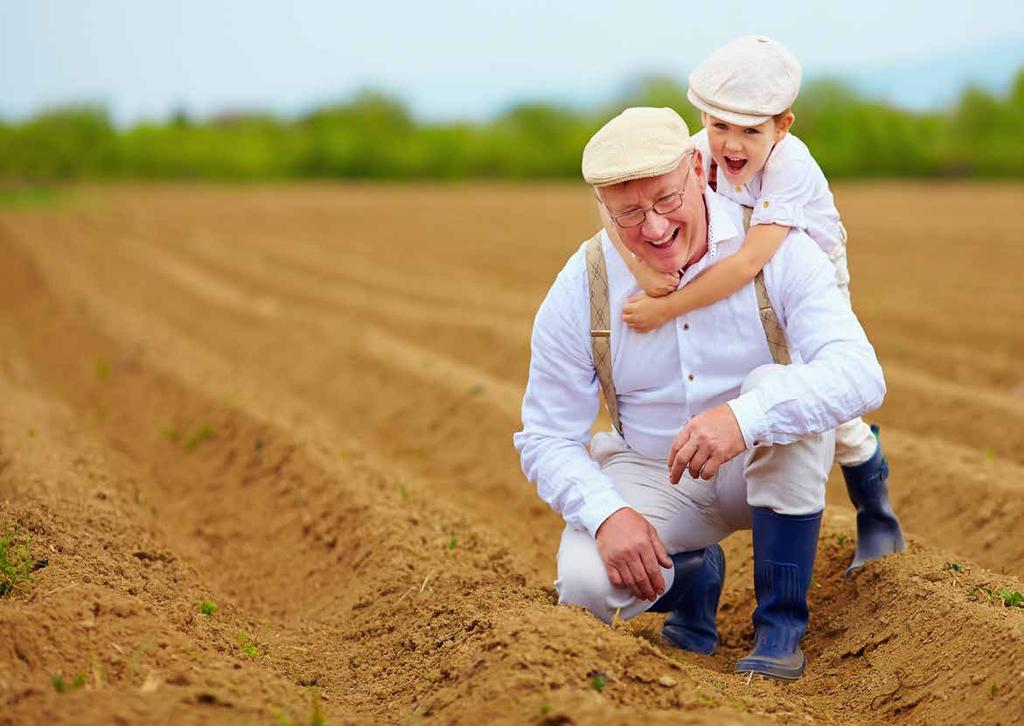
[[734, 655, 806, 681]]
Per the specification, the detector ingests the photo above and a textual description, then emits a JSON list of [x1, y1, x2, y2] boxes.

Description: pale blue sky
[[2, 1, 1023, 124]]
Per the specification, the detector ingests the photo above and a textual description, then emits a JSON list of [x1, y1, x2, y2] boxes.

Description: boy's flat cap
[[582, 107, 694, 187], [687, 35, 801, 126]]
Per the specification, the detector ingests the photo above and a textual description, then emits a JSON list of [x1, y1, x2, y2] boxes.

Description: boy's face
[[702, 111, 794, 187], [598, 152, 709, 274]]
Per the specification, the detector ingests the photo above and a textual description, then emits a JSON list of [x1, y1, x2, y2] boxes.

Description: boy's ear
[[774, 111, 796, 141], [700, 111, 708, 127]]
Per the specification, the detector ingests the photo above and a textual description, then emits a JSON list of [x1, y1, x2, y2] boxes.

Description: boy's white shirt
[[692, 128, 844, 254]]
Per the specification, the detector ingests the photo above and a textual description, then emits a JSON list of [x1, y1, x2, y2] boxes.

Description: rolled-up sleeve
[[513, 260, 630, 536], [726, 233, 886, 446], [749, 156, 814, 231]]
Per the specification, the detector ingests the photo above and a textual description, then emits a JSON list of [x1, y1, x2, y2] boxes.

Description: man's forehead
[[599, 166, 685, 208]]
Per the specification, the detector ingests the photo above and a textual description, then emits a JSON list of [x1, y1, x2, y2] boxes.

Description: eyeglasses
[[607, 155, 693, 229]]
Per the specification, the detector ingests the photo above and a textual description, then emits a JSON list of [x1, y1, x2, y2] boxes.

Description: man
[[513, 107, 886, 680]]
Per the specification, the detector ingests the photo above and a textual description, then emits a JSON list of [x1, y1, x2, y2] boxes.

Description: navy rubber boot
[[842, 425, 905, 576], [649, 545, 725, 655], [735, 508, 822, 681]]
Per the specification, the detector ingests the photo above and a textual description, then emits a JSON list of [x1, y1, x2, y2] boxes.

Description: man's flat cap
[[582, 107, 694, 187]]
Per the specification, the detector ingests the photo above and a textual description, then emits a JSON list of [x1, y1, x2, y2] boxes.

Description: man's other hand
[[595, 508, 672, 601], [668, 403, 746, 483]]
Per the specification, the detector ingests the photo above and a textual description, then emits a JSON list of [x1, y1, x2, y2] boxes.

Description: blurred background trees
[[2, 71, 1022, 181]]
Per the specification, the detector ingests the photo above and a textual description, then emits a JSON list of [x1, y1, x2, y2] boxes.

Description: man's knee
[[740, 363, 835, 515], [555, 563, 619, 622]]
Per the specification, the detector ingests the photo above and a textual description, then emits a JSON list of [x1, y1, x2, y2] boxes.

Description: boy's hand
[[632, 264, 680, 298], [623, 293, 673, 333]]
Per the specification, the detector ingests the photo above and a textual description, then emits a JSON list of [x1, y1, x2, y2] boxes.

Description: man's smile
[[647, 226, 680, 249]]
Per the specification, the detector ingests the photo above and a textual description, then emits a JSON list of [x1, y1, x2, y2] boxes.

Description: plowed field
[[1, 182, 1022, 725]]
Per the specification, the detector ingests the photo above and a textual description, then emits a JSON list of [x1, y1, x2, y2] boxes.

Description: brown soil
[[0, 181, 1022, 725]]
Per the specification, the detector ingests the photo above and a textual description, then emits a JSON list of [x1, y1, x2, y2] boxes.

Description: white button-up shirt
[[693, 129, 844, 254], [513, 191, 885, 538]]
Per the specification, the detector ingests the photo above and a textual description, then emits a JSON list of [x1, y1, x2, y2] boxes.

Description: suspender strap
[[741, 206, 792, 365], [585, 233, 623, 435]]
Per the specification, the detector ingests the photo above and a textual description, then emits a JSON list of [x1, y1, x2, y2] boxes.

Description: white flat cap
[[582, 107, 694, 187], [687, 35, 802, 126]]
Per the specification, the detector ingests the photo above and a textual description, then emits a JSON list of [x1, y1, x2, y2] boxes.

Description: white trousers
[[555, 364, 836, 624], [828, 234, 879, 467]]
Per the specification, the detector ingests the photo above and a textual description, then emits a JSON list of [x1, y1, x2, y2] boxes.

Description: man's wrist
[[727, 392, 769, 448], [591, 505, 632, 540]]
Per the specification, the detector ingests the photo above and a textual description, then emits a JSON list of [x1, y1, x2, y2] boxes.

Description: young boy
[[605, 35, 905, 578]]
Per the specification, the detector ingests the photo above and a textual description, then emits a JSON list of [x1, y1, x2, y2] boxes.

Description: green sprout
[[235, 630, 264, 659], [0, 528, 33, 597], [184, 423, 213, 451], [199, 600, 217, 616], [996, 589, 1024, 608]]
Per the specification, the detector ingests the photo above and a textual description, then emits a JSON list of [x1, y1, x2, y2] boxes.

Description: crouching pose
[[513, 107, 886, 680]]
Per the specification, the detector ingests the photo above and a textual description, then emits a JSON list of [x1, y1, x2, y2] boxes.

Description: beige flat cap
[[687, 35, 801, 126], [582, 107, 694, 187]]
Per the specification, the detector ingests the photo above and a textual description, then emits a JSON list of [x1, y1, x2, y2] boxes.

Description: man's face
[[702, 111, 793, 187], [598, 152, 708, 274]]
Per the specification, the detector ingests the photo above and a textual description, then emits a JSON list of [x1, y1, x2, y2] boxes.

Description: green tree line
[[2, 71, 1022, 181]]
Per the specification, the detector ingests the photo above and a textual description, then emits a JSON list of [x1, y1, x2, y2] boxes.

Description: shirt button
[[763, 200, 770, 208], [688, 373, 695, 381], [683, 323, 690, 330], [734, 185, 741, 193]]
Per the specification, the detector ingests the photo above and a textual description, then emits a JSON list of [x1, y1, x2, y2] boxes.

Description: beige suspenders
[[585, 210, 790, 434], [585, 232, 623, 435], [744, 206, 793, 366]]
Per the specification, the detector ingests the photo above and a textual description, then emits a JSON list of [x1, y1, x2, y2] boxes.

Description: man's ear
[[773, 111, 795, 142], [692, 149, 707, 192]]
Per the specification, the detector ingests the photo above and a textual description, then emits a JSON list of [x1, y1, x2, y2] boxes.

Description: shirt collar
[[679, 190, 744, 283], [706, 188, 742, 253]]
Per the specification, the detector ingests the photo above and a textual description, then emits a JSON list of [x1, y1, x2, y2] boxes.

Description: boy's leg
[[828, 231, 905, 573], [839, 422, 905, 574]]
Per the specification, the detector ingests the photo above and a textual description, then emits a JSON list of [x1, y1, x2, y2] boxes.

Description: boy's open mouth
[[648, 226, 679, 249], [724, 155, 747, 174]]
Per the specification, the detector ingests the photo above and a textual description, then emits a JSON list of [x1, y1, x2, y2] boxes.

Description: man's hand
[[668, 403, 747, 483], [623, 292, 673, 333], [595, 508, 672, 601]]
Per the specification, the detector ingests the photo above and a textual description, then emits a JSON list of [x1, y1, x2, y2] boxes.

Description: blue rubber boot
[[735, 508, 822, 681], [842, 425, 905, 576], [649, 545, 725, 655]]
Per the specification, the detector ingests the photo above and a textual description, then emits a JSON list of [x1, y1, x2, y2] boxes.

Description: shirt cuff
[[728, 391, 772, 449], [578, 490, 632, 539], [750, 200, 806, 230]]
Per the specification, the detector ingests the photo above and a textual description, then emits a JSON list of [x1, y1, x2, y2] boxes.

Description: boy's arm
[[623, 224, 790, 332], [599, 205, 680, 298]]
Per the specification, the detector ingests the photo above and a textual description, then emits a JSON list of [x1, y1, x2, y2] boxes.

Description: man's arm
[[513, 257, 671, 600], [727, 233, 886, 448], [513, 262, 630, 537]]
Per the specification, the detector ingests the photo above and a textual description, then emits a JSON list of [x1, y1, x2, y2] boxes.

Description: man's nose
[[642, 210, 670, 239]]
